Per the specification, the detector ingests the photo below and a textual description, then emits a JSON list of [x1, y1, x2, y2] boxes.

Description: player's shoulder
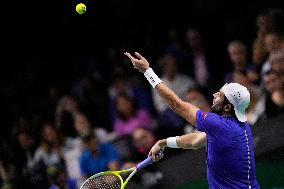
[[197, 110, 222, 122]]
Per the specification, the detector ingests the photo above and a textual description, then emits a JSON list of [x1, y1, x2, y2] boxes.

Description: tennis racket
[[80, 153, 161, 189]]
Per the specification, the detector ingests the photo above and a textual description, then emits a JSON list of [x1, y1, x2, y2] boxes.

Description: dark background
[[1, 0, 284, 144]]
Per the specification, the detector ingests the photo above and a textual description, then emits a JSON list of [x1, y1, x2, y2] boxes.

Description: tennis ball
[[76, 3, 86, 14]]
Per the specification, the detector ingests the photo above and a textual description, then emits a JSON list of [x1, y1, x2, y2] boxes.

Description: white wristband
[[144, 68, 163, 88], [166, 136, 179, 148]]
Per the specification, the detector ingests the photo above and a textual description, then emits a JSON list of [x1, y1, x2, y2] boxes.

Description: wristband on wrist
[[166, 136, 179, 148], [144, 68, 162, 88]]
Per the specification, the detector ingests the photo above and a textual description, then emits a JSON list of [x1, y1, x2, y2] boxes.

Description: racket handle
[[136, 151, 162, 170], [136, 156, 153, 171]]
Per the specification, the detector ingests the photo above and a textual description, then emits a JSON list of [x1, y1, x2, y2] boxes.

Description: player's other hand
[[124, 52, 150, 73], [148, 140, 166, 162]]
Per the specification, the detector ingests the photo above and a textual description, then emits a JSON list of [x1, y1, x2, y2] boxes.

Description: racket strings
[[81, 174, 122, 189]]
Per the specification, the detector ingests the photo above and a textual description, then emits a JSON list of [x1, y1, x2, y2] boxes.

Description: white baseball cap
[[221, 83, 250, 122]]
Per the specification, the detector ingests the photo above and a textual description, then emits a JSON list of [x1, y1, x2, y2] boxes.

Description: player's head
[[211, 83, 250, 122]]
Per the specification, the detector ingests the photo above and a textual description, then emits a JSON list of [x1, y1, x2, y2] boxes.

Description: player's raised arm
[[124, 52, 199, 126]]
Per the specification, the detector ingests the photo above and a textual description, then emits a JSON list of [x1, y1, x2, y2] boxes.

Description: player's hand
[[124, 52, 150, 73], [148, 140, 166, 162]]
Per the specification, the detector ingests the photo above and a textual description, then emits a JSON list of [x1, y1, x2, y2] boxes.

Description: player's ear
[[224, 104, 232, 112]]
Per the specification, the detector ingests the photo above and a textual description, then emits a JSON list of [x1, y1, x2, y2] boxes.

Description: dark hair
[[223, 96, 236, 117], [115, 93, 139, 120]]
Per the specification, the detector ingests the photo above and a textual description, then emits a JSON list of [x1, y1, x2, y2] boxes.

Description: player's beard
[[211, 103, 224, 115]]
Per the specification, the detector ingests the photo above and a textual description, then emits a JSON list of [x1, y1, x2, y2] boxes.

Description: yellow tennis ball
[[76, 3, 86, 14]]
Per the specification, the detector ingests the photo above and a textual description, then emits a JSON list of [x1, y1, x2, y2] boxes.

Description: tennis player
[[124, 52, 260, 189]]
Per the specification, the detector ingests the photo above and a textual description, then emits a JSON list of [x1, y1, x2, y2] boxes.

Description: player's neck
[[221, 111, 234, 118]]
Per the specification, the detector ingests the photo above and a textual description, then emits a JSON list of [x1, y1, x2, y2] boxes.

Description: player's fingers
[[134, 52, 143, 59], [148, 150, 153, 158], [124, 52, 137, 62], [151, 151, 157, 161]]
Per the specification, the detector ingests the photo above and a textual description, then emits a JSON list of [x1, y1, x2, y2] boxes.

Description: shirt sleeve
[[196, 110, 227, 137]]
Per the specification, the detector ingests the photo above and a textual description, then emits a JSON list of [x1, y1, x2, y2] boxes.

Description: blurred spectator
[[153, 54, 195, 137], [261, 32, 282, 76], [32, 123, 65, 168], [248, 49, 284, 124], [251, 10, 277, 77], [153, 54, 195, 114], [164, 29, 187, 67], [79, 132, 120, 178], [262, 70, 284, 118], [225, 40, 255, 85], [71, 75, 111, 130], [251, 41, 267, 83], [108, 72, 155, 124], [253, 11, 274, 51], [265, 50, 284, 112], [130, 127, 157, 162], [113, 93, 155, 137], [35, 85, 62, 123], [10, 130, 36, 178], [270, 49, 284, 81], [184, 29, 210, 87], [121, 127, 163, 189], [0, 142, 12, 189], [73, 112, 116, 143], [186, 88, 211, 112], [47, 165, 76, 189], [62, 112, 115, 186], [55, 95, 80, 128], [0, 160, 9, 189], [184, 87, 211, 133]]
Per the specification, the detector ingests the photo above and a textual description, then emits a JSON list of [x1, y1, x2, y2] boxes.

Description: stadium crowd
[[0, 8, 284, 189]]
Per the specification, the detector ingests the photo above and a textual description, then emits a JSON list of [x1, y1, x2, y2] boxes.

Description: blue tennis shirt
[[196, 110, 260, 189]]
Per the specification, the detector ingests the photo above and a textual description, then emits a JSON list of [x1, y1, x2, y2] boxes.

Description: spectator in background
[[184, 29, 210, 87], [251, 41, 268, 83], [262, 70, 284, 118], [153, 54, 195, 114], [108, 72, 155, 125], [153, 54, 195, 137], [248, 50, 284, 124], [47, 164, 76, 189], [186, 88, 211, 112], [121, 127, 163, 189], [184, 88, 211, 133], [55, 95, 80, 128], [113, 93, 155, 137], [265, 50, 284, 114], [130, 127, 157, 162], [62, 112, 115, 187], [164, 29, 187, 67], [79, 132, 120, 178], [225, 40, 254, 84], [32, 123, 65, 168], [71, 75, 111, 130], [0, 145, 12, 189], [10, 130, 36, 179], [251, 9, 282, 79], [252, 11, 274, 67], [261, 32, 281, 76]]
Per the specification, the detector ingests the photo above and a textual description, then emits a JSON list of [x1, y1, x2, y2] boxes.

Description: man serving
[[124, 52, 260, 189]]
